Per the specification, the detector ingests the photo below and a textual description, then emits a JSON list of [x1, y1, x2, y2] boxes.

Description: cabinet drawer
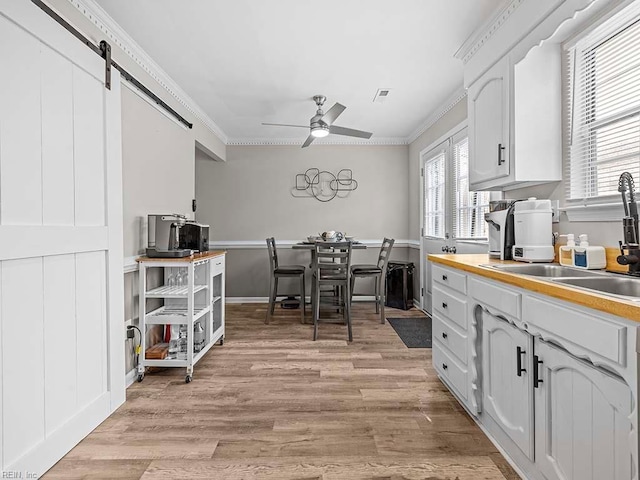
[[433, 314, 467, 364], [211, 255, 225, 276], [469, 277, 520, 320], [433, 286, 467, 330], [523, 296, 627, 366], [433, 339, 468, 401], [433, 264, 466, 294]]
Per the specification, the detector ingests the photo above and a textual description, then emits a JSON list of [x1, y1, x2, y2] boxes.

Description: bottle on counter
[[558, 233, 575, 266], [573, 234, 606, 269]]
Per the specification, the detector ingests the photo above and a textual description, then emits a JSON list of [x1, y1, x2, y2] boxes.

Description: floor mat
[[387, 317, 432, 348]]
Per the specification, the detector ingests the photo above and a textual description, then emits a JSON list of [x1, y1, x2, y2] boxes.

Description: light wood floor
[[45, 303, 519, 479]]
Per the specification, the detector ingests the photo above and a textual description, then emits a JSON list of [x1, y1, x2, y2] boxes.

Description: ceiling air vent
[[373, 88, 391, 103]]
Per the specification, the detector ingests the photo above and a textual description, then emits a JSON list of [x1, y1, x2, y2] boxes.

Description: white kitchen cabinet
[[430, 263, 639, 480], [481, 307, 534, 460], [466, 43, 562, 191], [534, 338, 632, 480], [468, 56, 510, 186], [137, 252, 226, 383]]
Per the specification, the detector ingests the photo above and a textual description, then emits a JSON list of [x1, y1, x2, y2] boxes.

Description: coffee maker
[[484, 200, 516, 260], [146, 214, 193, 258]]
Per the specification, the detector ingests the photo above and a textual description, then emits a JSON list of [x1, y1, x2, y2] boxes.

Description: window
[[424, 145, 446, 239], [422, 128, 491, 239], [566, 4, 640, 201]]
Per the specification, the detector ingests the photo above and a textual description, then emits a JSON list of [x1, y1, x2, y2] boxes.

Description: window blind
[[452, 132, 490, 239], [566, 5, 640, 201], [423, 142, 447, 238]]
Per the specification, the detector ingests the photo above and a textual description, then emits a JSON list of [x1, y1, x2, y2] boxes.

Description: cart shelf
[[145, 284, 208, 298], [145, 305, 211, 325]]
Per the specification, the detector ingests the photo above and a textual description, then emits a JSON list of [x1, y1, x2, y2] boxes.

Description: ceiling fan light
[[311, 126, 329, 138]]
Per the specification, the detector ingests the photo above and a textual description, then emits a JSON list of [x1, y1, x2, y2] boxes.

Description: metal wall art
[[292, 168, 359, 202]]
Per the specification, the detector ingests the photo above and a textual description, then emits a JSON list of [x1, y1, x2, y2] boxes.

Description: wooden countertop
[[137, 250, 226, 263], [428, 254, 640, 322]]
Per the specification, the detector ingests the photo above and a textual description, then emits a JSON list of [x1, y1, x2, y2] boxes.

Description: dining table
[[292, 240, 367, 266]]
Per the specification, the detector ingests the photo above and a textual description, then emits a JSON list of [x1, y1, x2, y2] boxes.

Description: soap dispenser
[[573, 234, 606, 269], [558, 234, 575, 266]]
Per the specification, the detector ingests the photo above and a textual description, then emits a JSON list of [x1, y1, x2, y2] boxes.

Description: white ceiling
[[94, 0, 503, 143]]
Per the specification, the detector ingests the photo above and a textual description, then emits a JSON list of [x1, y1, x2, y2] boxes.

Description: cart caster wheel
[[219, 337, 224, 346], [137, 373, 144, 382], [185, 375, 192, 383]]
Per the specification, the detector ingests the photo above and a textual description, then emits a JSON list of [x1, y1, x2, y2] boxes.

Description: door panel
[[73, 67, 106, 227], [1, 258, 45, 467], [0, 17, 43, 225], [482, 309, 533, 459], [42, 46, 75, 226], [44, 255, 77, 434], [534, 339, 631, 480]]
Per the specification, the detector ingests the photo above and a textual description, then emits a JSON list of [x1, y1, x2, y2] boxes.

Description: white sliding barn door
[[0, 1, 124, 476]]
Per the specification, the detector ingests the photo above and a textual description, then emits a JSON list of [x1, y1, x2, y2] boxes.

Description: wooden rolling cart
[[136, 251, 226, 383]]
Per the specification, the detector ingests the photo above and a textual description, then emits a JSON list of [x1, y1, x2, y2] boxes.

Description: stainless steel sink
[[553, 276, 640, 299], [484, 264, 605, 278]]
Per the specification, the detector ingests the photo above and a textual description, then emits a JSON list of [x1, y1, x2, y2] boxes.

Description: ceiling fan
[[262, 95, 373, 148]]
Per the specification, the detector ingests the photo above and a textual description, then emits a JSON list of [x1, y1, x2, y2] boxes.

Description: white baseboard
[[125, 367, 137, 388]]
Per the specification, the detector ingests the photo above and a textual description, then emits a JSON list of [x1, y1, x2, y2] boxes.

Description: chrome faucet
[[617, 172, 640, 275]]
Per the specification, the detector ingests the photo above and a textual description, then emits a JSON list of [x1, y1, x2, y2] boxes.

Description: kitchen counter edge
[[428, 254, 640, 322]]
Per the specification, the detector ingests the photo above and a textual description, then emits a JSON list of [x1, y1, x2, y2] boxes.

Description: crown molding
[[226, 137, 409, 147], [406, 86, 467, 145], [66, 0, 228, 143], [454, 0, 524, 64]]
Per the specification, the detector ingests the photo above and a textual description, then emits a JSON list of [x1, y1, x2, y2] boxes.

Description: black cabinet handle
[[498, 143, 506, 165], [442, 332, 448, 339], [442, 302, 448, 309], [442, 275, 448, 281], [442, 363, 448, 370], [450, 246, 457, 254], [442, 246, 447, 252], [533, 355, 543, 388], [516, 346, 526, 377]]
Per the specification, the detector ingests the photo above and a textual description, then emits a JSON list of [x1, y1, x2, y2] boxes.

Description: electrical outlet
[[551, 200, 560, 223], [126, 328, 135, 339]]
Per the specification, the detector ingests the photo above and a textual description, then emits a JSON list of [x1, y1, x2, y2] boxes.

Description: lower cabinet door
[[534, 339, 631, 480], [482, 308, 534, 459]]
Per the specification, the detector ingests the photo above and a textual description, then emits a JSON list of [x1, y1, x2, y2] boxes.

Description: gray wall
[[196, 144, 410, 298]]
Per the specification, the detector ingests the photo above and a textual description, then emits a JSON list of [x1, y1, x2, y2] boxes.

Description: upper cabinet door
[[534, 339, 632, 480], [468, 56, 510, 187], [481, 307, 533, 460]]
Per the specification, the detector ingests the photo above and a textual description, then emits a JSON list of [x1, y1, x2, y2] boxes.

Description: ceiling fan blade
[[301, 135, 315, 148], [262, 122, 309, 128], [321, 103, 346, 125], [329, 125, 373, 139]]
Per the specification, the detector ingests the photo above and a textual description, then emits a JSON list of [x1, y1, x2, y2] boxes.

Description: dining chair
[[311, 241, 353, 341], [266, 237, 306, 324], [350, 238, 395, 324]]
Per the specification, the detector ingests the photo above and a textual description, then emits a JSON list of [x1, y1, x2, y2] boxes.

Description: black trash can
[[385, 261, 414, 310]]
